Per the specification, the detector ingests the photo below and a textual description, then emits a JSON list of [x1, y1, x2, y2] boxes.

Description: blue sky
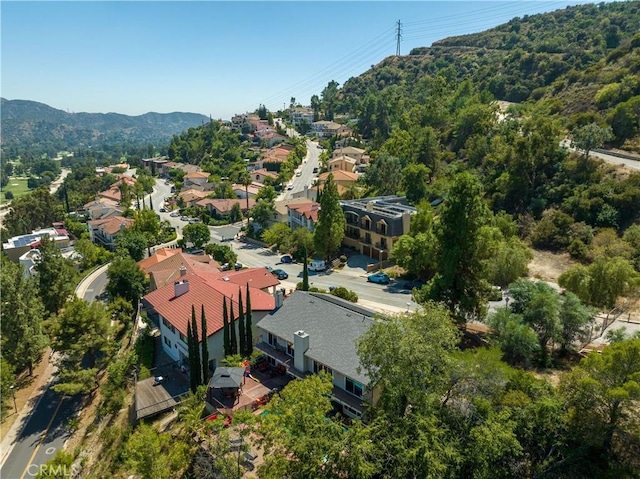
[[2, 1, 591, 120]]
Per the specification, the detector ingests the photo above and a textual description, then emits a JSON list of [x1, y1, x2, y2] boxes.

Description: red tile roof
[[288, 202, 321, 222], [88, 216, 134, 235], [143, 273, 275, 338], [198, 267, 280, 290]]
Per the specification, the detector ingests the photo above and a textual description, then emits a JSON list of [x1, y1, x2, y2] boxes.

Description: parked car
[[287, 184, 294, 190], [367, 272, 390, 284], [309, 260, 327, 272], [170, 211, 180, 217], [296, 171, 302, 177], [188, 218, 202, 224], [221, 263, 231, 271], [234, 262, 243, 270], [280, 254, 293, 264], [180, 215, 190, 221], [313, 167, 319, 173], [271, 269, 288, 280]]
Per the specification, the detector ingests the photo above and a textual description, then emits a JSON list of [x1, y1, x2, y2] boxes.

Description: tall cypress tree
[[191, 305, 201, 386], [229, 298, 238, 355], [245, 283, 253, 355], [223, 297, 231, 356], [201, 304, 209, 384], [187, 320, 197, 393], [238, 288, 246, 357], [313, 173, 346, 262]]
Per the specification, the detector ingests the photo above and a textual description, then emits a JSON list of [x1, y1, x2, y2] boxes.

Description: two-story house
[[287, 202, 320, 232], [3, 227, 71, 263], [195, 198, 256, 219], [340, 196, 416, 261], [291, 107, 315, 127], [256, 291, 377, 419], [87, 216, 135, 250], [143, 271, 277, 372]]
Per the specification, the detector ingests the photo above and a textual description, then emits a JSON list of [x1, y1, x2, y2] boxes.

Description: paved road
[[0, 380, 82, 479], [282, 140, 320, 200], [561, 140, 640, 171]]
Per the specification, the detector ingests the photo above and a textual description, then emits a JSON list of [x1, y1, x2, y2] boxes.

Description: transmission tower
[[395, 20, 402, 56]]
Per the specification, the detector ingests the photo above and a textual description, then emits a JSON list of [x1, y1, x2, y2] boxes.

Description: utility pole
[[395, 19, 402, 56]]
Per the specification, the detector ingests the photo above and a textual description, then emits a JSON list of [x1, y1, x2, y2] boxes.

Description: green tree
[[74, 237, 113, 270], [487, 307, 539, 367], [558, 291, 595, 354], [261, 222, 292, 250], [313, 173, 346, 262], [106, 255, 146, 306], [560, 339, 640, 460], [0, 257, 48, 375], [486, 236, 533, 288], [201, 304, 209, 384], [3, 188, 65, 237], [50, 298, 111, 394], [402, 162, 431, 204], [204, 243, 237, 265], [34, 236, 77, 316], [245, 284, 253, 354], [357, 304, 460, 416], [250, 199, 275, 230], [0, 355, 15, 413], [187, 320, 195, 392], [229, 298, 237, 355], [570, 123, 613, 160], [124, 423, 191, 479], [223, 297, 231, 357], [238, 288, 246, 357], [182, 222, 210, 249], [420, 172, 491, 323], [302, 248, 309, 291], [190, 305, 201, 390], [116, 228, 148, 261], [522, 287, 561, 365]]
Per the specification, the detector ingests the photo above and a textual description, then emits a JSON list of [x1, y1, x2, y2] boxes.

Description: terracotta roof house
[[82, 198, 124, 220], [287, 202, 320, 232], [87, 216, 134, 250], [271, 197, 313, 226], [332, 146, 370, 164], [184, 171, 211, 186], [318, 170, 359, 189], [142, 271, 277, 371], [256, 291, 378, 418], [138, 248, 221, 291], [251, 168, 279, 184], [328, 155, 357, 173], [177, 189, 209, 206], [232, 182, 263, 199], [195, 198, 256, 219]]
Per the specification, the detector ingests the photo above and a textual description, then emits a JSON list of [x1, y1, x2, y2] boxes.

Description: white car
[[309, 260, 326, 272]]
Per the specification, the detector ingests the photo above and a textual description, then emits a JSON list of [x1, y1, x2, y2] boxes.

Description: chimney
[[293, 330, 309, 372], [179, 265, 187, 277], [275, 289, 284, 308], [366, 201, 374, 212], [174, 279, 189, 297], [402, 211, 412, 234]]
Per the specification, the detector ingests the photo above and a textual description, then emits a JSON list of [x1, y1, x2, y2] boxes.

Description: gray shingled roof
[[256, 292, 375, 384]]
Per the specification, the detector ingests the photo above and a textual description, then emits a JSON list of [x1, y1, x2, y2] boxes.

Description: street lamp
[[9, 385, 17, 412]]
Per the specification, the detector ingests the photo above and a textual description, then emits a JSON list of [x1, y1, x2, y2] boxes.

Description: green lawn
[[1, 178, 32, 205]]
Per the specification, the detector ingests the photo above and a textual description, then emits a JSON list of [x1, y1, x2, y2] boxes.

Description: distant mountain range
[[1, 98, 210, 156]]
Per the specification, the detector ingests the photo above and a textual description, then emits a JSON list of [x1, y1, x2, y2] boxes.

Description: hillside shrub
[[330, 287, 358, 303]]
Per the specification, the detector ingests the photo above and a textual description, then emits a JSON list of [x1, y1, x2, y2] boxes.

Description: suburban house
[[82, 198, 124, 220], [3, 227, 71, 263], [318, 170, 359, 189], [251, 168, 279, 184], [272, 197, 315, 227], [255, 291, 377, 418], [287, 202, 320, 232], [195, 198, 256, 219], [177, 189, 209, 207], [142, 270, 277, 371], [328, 155, 358, 173], [332, 146, 370, 166], [340, 196, 417, 261], [291, 107, 315, 127], [97, 175, 137, 205], [257, 131, 287, 147], [138, 248, 220, 291], [232, 182, 263, 199], [183, 171, 211, 188], [87, 216, 135, 250], [311, 121, 352, 139], [162, 162, 203, 177], [141, 157, 169, 175]]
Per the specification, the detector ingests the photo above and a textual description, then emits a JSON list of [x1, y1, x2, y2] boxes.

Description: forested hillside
[[339, 1, 640, 150], [0, 98, 209, 158]]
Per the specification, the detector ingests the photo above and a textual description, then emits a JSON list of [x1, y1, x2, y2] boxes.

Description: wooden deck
[[135, 375, 189, 421]]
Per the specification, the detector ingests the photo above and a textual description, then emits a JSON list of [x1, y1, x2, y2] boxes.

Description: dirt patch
[[527, 250, 577, 283], [0, 347, 52, 436]]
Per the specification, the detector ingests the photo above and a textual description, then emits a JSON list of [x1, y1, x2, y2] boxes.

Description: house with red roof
[[195, 198, 256, 219], [142, 270, 279, 370], [87, 216, 135, 250], [251, 168, 279, 184], [287, 202, 320, 232]]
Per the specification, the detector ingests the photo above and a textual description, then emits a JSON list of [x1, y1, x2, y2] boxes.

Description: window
[[345, 378, 363, 398], [179, 333, 187, 343], [164, 336, 172, 348], [162, 317, 176, 334], [287, 342, 294, 357], [268, 333, 276, 346], [313, 361, 333, 377]]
